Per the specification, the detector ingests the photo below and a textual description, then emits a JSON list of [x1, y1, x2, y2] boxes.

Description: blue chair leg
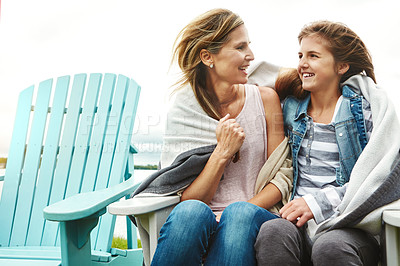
[[59, 215, 100, 266]]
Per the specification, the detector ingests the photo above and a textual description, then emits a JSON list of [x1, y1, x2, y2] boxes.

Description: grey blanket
[[329, 155, 400, 230], [132, 145, 216, 197]]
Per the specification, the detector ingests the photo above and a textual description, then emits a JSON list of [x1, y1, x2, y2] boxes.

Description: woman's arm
[[180, 114, 245, 204], [248, 86, 285, 209], [259, 86, 285, 158], [248, 183, 282, 209]]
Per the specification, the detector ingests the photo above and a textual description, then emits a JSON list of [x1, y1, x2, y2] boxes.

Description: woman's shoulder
[[257, 86, 280, 107], [252, 85, 283, 120], [168, 85, 208, 116]]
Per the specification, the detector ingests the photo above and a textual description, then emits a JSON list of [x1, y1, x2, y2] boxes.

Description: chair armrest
[[109, 195, 180, 265], [383, 210, 400, 227], [383, 209, 400, 266], [43, 176, 141, 222], [108, 195, 180, 216]]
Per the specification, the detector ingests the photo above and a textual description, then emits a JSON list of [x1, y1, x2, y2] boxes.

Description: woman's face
[[211, 24, 254, 85], [297, 35, 341, 93]]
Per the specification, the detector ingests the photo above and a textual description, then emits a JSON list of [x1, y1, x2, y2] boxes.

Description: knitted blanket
[[159, 85, 218, 168]]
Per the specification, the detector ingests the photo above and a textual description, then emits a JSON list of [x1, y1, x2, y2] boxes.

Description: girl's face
[[297, 35, 341, 93], [211, 24, 254, 85]]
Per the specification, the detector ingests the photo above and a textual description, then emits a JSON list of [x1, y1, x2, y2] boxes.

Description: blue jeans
[[151, 200, 278, 266]]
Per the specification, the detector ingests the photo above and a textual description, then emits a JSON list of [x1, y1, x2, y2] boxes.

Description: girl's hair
[[277, 20, 376, 100], [275, 68, 307, 101], [171, 8, 244, 119], [299, 20, 376, 83]]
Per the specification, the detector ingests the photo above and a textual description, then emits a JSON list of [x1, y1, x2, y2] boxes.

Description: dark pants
[[255, 218, 380, 266]]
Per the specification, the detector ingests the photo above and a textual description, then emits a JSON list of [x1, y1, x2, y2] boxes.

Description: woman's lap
[[152, 200, 278, 266]]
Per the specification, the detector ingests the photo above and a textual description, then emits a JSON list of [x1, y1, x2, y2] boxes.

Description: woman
[[149, 8, 291, 266], [254, 21, 400, 265]]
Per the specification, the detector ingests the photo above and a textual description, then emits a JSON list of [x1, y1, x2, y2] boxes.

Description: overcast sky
[[0, 0, 399, 157]]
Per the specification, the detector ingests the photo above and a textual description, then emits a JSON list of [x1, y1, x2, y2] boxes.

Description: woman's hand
[[279, 197, 314, 227], [215, 114, 245, 160], [180, 114, 244, 203]]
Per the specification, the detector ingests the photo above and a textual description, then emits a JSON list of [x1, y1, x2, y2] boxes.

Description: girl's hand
[[215, 114, 245, 160], [279, 197, 314, 227]]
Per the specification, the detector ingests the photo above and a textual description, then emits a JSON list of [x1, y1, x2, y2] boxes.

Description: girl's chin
[[301, 82, 313, 91]]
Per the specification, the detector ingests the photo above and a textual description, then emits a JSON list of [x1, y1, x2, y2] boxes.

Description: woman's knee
[[154, 200, 215, 265], [162, 200, 215, 234], [221, 202, 257, 222], [158, 200, 216, 249], [214, 202, 265, 247], [221, 201, 276, 224], [171, 200, 214, 222]]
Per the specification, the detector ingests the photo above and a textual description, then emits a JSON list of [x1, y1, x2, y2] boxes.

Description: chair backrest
[[0, 73, 140, 252]]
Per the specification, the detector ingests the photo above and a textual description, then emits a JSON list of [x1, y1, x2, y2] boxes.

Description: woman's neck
[[213, 84, 245, 118]]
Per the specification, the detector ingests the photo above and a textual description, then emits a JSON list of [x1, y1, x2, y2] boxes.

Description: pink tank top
[[209, 84, 268, 213]]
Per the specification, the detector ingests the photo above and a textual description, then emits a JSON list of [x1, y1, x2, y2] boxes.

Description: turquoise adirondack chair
[[0, 73, 143, 265]]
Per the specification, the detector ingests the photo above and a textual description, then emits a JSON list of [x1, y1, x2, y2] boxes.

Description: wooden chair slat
[[64, 73, 102, 199], [41, 74, 87, 245], [0, 87, 34, 246], [94, 76, 141, 251], [10, 79, 53, 246], [26, 76, 70, 246]]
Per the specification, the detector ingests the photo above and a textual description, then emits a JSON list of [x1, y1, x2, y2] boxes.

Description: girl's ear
[[338, 63, 350, 75], [200, 49, 213, 68]]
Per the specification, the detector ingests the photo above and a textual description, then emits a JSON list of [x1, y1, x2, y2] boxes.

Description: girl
[[255, 21, 400, 265]]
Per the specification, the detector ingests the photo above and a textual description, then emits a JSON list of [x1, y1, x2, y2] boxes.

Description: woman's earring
[[210, 63, 214, 69]]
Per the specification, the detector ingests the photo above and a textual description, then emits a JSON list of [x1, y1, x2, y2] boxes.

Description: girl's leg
[[255, 218, 308, 266], [151, 200, 218, 266], [205, 201, 278, 266], [311, 228, 380, 266]]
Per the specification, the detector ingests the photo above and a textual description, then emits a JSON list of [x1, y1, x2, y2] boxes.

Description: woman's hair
[[171, 8, 244, 119], [277, 20, 376, 100], [298, 20, 376, 83]]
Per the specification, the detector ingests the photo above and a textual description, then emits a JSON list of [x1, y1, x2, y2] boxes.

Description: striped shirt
[[295, 96, 373, 224]]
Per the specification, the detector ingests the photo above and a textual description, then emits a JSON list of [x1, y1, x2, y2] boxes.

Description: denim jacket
[[283, 85, 368, 200]]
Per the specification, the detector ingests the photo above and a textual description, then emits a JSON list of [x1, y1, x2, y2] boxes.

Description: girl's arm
[[280, 185, 347, 227], [248, 86, 285, 209], [180, 114, 245, 204], [281, 97, 373, 227]]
